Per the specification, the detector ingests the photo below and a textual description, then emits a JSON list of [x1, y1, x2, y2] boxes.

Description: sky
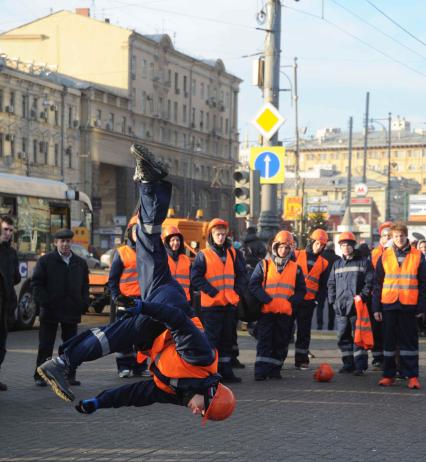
[[1, 0, 426, 145]]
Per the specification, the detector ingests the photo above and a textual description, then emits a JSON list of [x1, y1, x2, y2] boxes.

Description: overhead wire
[[282, 3, 426, 80], [330, 0, 426, 61], [365, 0, 426, 47]]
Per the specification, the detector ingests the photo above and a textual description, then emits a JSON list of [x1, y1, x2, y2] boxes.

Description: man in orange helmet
[[108, 216, 149, 378], [293, 228, 329, 369], [162, 226, 192, 303], [372, 222, 426, 389], [327, 231, 374, 375], [37, 143, 236, 423], [249, 230, 306, 380], [371, 222, 393, 269], [191, 218, 248, 383]]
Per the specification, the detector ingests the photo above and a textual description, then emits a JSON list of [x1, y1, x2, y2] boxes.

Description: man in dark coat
[[242, 227, 267, 272], [0, 215, 21, 391], [32, 228, 89, 386]]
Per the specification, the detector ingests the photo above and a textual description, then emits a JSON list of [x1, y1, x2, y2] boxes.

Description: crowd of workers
[[0, 143, 425, 425]]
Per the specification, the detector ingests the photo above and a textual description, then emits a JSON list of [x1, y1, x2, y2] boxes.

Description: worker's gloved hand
[[75, 398, 99, 414], [125, 299, 143, 317], [114, 294, 136, 308]]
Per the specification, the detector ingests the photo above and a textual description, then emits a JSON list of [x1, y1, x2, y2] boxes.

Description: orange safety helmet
[[207, 218, 229, 235], [202, 383, 236, 424], [337, 231, 356, 244], [313, 363, 335, 382], [378, 221, 393, 236], [162, 225, 182, 240], [310, 229, 328, 245], [274, 230, 294, 246]]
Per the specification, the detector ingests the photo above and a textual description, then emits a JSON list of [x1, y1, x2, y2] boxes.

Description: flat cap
[[54, 228, 74, 239]]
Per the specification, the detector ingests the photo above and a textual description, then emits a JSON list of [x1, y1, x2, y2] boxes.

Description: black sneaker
[[221, 375, 242, 384], [268, 371, 283, 380], [37, 357, 75, 402], [130, 143, 168, 182], [353, 370, 365, 376], [231, 358, 246, 369], [254, 374, 267, 381], [0, 381, 7, 391], [339, 366, 355, 374], [67, 374, 81, 386]]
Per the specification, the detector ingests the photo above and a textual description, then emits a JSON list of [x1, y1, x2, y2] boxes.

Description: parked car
[[71, 243, 101, 269]]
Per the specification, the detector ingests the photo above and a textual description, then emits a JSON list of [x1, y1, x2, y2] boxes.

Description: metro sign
[[354, 183, 368, 197]]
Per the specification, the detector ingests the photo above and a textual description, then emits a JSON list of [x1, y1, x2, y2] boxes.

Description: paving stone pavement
[[1, 314, 426, 462]]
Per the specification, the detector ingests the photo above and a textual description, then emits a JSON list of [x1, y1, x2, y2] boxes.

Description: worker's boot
[[407, 377, 421, 389], [130, 143, 168, 182], [378, 377, 395, 387], [37, 357, 75, 402]]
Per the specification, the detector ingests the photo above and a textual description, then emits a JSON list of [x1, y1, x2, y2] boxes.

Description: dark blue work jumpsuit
[[58, 181, 217, 406]]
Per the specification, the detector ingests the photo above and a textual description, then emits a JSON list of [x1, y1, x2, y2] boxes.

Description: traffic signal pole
[[257, 0, 281, 241]]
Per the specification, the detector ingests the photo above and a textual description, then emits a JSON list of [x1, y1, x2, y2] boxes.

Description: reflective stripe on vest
[[262, 258, 297, 315], [371, 245, 384, 269], [295, 250, 328, 301], [200, 247, 240, 307], [149, 317, 218, 395], [381, 247, 421, 305], [117, 245, 140, 297], [167, 253, 191, 301]]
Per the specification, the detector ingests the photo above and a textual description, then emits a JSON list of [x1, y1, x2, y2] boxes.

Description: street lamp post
[[370, 112, 392, 220]]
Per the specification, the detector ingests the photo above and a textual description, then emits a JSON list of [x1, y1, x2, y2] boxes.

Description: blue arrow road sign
[[254, 151, 280, 179]]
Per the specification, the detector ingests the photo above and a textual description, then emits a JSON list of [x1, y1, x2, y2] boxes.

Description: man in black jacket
[[0, 215, 21, 391], [32, 228, 89, 386], [327, 231, 374, 375]]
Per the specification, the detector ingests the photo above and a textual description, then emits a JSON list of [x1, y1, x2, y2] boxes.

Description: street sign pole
[[258, 0, 281, 241]]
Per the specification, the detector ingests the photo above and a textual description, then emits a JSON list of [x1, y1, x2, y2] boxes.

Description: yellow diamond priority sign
[[252, 102, 285, 140]]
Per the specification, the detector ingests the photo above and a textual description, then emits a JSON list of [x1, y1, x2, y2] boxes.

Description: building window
[[174, 131, 178, 146], [200, 82, 205, 100], [9, 91, 15, 109], [33, 139, 38, 163], [192, 79, 196, 96], [183, 75, 188, 95], [108, 113, 114, 130], [31, 97, 38, 119], [225, 118, 229, 134], [121, 116, 126, 134], [174, 72, 179, 93], [167, 100, 171, 120], [183, 105, 187, 123], [141, 59, 147, 78], [149, 62, 155, 80], [54, 144, 59, 166], [22, 95, 28, 119], [54, 109, 59, 125], [22, 138, 27, 158], [192, 108, 196, 126], [206, 113, 210, 130], [68, 106, 73, 127], [167, 69, 172, 85], [131, 55, 136, 78], [200, 110, 204, 129], [173, 101, 178, 122], [67, 146, 72, 168]]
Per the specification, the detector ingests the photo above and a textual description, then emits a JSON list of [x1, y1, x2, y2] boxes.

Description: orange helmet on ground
[[274, 230, 294, 246], [313, 363, 335, 382], [207, 218, 229, 235], [162, 225, 182, 240], [127, 215, 138, 229], [378, 221, 393, 236], [310, 229, 328, 245], [337, 231, 356, 244], [202, 383, 236, 424]]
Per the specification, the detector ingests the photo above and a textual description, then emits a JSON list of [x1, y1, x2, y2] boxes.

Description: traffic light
[[233, 170, 250, 217]]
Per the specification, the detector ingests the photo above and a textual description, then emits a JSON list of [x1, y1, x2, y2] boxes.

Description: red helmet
[[310, 229, 328, 245], [127, 215, 138, 229], [202, 383, 236, 424], [207, 218, 229, 235], [274, 230, 294, 246], [313, 363, 335, 382], [162, 225, 182, 240], [378, 221, 393, 236], [337, 231, 356, 244]]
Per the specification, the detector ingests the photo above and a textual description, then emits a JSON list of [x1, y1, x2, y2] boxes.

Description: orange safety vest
[[150, 316, 218, 395], [117, 245, 140, 297], [354, 296, 374, 350], [200, 247, 240, 308], [371, 245, 385, 269], [262, 258, 298, 315], [381, 247, 421, 305], [295, 250, 328, 301], [168, 253, 191, 301]]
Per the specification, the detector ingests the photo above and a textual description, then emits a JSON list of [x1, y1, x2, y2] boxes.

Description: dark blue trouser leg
[[59, 315, 164, 370], [201, 308, 235, 377], [336, 315, 355, 370], [295, 300, 315, 366], [369, 303, 384, 364]]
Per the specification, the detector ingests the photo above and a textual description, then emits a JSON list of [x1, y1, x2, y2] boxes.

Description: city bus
[[0, 172, 93, 329]]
